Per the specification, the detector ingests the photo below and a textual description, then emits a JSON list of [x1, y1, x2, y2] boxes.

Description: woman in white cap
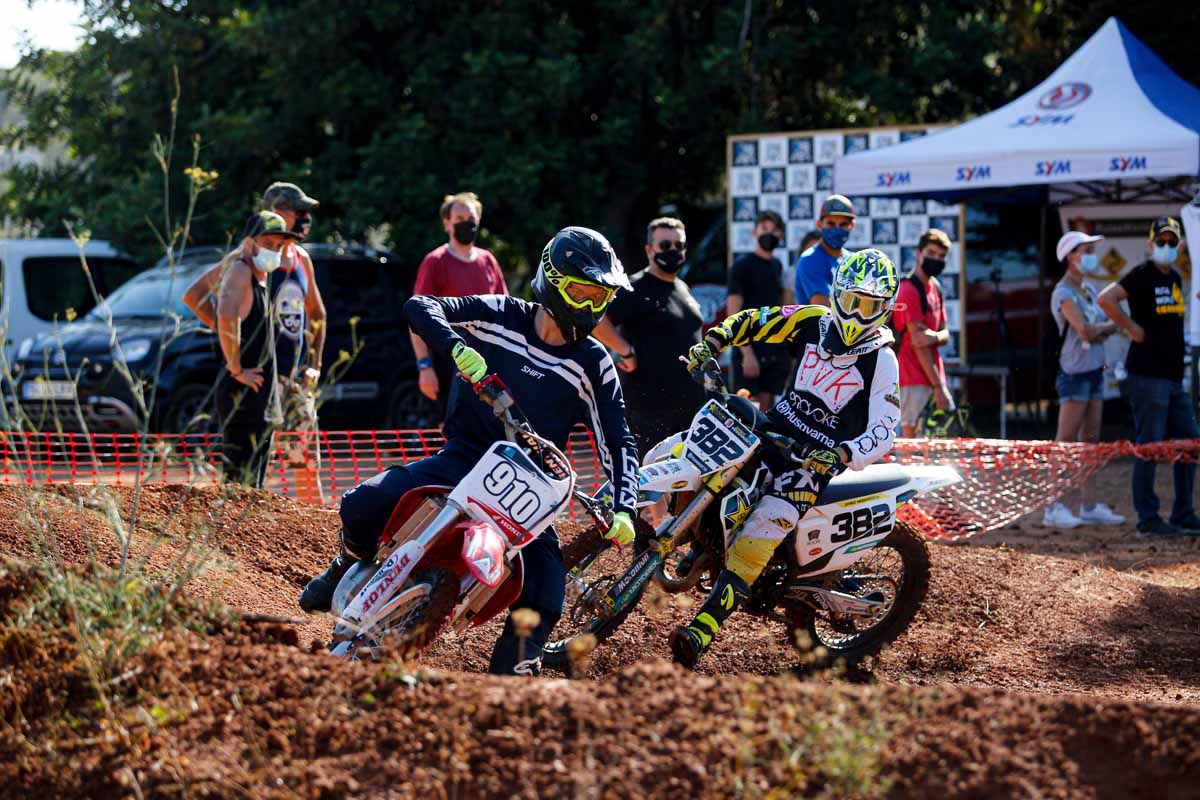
[[1042, 230, 1123, 528]]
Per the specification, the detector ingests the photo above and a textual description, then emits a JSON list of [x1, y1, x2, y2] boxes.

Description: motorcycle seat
[[821, 465, 911, 504]]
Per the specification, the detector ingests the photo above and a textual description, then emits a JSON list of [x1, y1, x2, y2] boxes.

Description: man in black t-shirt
[[728, 209, 788, 410], [1098, 216, 1200, 537], [593, 217, 706, 452]]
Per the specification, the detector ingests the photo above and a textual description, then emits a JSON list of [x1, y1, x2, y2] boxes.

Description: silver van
[[0, 238, 142, 364]]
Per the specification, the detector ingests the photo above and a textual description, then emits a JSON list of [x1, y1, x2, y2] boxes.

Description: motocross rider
[[299, 226, 640, 676], [670, 248, 901, 668]]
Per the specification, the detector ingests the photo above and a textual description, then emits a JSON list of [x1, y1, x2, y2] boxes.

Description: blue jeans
[[1121, 375, 1200, 524], [338, 440, 565, 675]]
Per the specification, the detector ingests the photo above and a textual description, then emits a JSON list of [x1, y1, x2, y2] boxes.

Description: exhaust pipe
[[653, 550, 713, 594]]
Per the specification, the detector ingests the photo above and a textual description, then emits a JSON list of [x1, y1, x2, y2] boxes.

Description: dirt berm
[[2, 482, 1199, 798]]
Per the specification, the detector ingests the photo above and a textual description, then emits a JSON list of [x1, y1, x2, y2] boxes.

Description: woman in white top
[[1042, 231, 1123, 529]]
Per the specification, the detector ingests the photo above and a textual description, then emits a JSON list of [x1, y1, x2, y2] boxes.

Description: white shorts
[[900, 385, 933, 428]]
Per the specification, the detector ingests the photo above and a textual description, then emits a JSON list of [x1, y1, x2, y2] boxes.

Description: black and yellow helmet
[[531, 226, 631, 343], [825, 248, 899, 355]]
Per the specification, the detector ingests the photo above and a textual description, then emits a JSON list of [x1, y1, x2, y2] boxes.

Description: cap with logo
[[1055, 230, 1104, 262], [261, 182, 320, 211], [243, 210, 302, 240], [819, 194, 856, 219], [1149, 216, 1182, 241]]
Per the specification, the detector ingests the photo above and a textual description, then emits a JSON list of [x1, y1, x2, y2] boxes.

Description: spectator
[[727, 209, 788, 410], [593, 217, 706, 452], [1098, 217, 1200, 537], [184, 182, 326, 433], [892, 228, 954, 437], [1042, 231, 1122, 528], [410, 192, 508, 417], [794, 195, 856, 305], [214, 211, 298, 485]]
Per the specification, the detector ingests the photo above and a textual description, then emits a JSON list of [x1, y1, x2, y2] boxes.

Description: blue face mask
[[1079, 253, 1099, 273], [1153, 244, 1178, 266], [821, 226, 851, 249]]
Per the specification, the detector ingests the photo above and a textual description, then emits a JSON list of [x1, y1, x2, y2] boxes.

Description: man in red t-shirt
[[410, 192, 508, 411], [892, 228, 953, 437]]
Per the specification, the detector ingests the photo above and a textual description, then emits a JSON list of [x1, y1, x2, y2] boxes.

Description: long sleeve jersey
[[405, 294, 640, 514], [706, 304, 900, 470]]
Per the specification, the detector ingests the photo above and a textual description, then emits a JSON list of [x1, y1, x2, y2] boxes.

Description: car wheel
[[160, 382, 215, 434], [387, 380, 439, 429]]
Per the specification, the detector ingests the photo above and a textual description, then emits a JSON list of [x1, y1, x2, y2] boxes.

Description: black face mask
[[452, 219, 478, 245], [292, 211, 312, 238], [921, 256, 946, 277], [758, 233, 781, 252], [653, 250, 685, 273]]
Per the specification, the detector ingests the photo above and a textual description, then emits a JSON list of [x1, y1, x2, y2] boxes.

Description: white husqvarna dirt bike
[[543, 359, 960, 671], [328, 375, 610, 659]]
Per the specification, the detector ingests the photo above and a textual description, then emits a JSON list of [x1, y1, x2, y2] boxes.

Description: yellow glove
[[685, 340, 718, 372], [452, 341, 488, 382], [606, 511, 636, 547]]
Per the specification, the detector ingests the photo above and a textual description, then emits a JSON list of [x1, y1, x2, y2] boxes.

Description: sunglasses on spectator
[[1155, 236, 1179, 247], [654, 240, 687, 252]]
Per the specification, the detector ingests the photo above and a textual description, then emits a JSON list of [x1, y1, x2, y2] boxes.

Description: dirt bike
[[327, 374, 611, 659], [543, 359, 961, 671]]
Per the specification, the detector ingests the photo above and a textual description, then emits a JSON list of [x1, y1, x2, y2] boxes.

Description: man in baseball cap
[[1098, 214, 1199, 538], [794, 194, 857, 307]]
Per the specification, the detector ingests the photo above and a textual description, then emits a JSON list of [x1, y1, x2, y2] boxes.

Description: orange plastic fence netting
[[5, 429, 1200, 539]]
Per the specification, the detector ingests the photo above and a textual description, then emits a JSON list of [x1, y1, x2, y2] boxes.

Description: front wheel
[[330, 567, 459, 660], [790, 522, 930, 671]]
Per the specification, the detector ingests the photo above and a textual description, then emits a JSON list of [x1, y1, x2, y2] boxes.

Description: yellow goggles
[[546, 268, 616, 311], [836, 290, 888, 322]]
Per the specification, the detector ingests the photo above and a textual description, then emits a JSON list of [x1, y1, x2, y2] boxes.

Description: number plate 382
[[683, 401, 759, 475]]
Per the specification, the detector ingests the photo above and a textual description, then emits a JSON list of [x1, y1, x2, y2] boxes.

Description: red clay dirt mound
[[3, 482, 1200, 703], [3, 615, 1199, 800], [3, 482, 1200, 797]]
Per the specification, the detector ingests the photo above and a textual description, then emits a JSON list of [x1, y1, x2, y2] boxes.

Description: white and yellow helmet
[[825, 248, 899, 355]]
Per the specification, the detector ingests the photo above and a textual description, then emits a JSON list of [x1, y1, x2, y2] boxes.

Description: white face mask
[[253, 246, 282, 272]]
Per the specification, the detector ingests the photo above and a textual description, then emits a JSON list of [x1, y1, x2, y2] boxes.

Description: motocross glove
[[452, 341, 488, 382], [802, 446, 847, 475], [606, 511, 636, 547], [685, 340, 719, 373]]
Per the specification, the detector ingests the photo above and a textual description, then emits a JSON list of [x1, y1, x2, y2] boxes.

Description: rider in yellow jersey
[[670, 249, 902, 668]]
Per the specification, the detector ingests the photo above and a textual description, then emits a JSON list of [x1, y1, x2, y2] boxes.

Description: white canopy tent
[[835, 18, 1200, 200]]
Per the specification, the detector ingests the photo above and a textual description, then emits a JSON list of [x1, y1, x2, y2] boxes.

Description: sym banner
[[727, 125, 966, 364]]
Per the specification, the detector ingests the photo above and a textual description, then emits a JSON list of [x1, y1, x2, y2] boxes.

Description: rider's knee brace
[[727, 495, 799, 586]]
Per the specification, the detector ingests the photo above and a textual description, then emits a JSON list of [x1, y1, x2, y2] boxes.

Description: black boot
[[299, 547, 358, 613], [669, 570, 750, 669]]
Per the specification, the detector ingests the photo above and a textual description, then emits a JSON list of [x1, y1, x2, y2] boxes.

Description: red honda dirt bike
[[327, 374, 611, 659]]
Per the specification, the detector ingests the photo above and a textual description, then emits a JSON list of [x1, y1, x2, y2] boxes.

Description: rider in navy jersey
[[299, 226, 640, 675]]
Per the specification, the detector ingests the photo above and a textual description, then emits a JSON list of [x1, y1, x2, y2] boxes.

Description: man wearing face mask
[[183, 182, 326, 433], [794, 195, 857, 306], [593, 217, 706, 452], [1099, 217, 1200, 537], [214, 211, 299, 485], [411, 192, 508, 418], [892, 228, 954, 437], [728, 210, 789, 410]]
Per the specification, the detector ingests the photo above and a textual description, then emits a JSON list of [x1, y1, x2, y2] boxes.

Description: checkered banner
[[728, 126, 965, 363]]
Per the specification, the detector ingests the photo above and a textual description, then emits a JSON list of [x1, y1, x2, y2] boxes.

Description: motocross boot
[[669, 570, 751, 669], [298, 537, 361, 613]]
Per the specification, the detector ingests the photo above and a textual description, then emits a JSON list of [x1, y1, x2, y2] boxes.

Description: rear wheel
[[791, 522, 930, 670], [160, 382, 213, 433]]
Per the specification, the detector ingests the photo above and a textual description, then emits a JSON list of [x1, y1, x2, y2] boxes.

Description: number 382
[[830, 503, 892, 544]]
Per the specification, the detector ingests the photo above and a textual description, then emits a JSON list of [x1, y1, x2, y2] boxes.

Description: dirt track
[[3, 460, 1200, 797]]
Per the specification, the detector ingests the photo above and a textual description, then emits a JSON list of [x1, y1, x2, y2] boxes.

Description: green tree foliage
[[2, 1, 1196, 277]]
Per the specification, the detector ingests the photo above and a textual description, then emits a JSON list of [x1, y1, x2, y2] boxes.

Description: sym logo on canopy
[[1010, 82, 1092, 128], [1038, 82, 1092, 110]]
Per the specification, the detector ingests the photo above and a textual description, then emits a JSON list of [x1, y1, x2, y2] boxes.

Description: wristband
[[416, 356, 434, 371], [619, 346, 635, 360]]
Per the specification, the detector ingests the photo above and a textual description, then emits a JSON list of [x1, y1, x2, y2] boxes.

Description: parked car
[[7, 243, 436, 433], [0, 238, 142, 363]]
